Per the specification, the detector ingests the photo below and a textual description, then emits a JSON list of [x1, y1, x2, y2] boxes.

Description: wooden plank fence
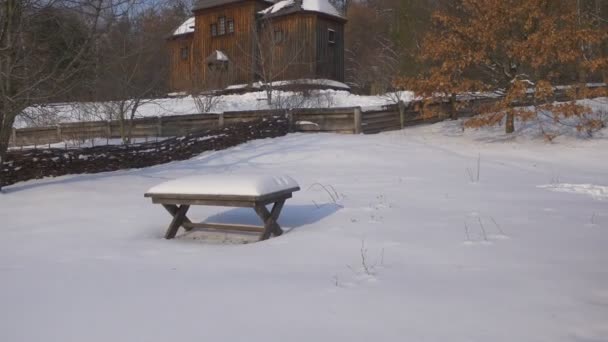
[[9, 83, 606, 147], [8, 103, 449, 147]]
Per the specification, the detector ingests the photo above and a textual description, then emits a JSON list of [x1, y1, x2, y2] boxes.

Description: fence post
[[353, 107, 362, 134], [398, 101, 406, 129], [156, 116, 163, 138], [286, 110, 294, 132], [218, 113, 224, 128], [106, 121, 112, 140], [56, 124, 62, 143]]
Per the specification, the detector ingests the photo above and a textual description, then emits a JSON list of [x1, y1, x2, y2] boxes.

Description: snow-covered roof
[[259, 0, 345, 20], [206, 50, 230, 63], [146, 175, 299, 197], [224, 79, 350, 91], [172, 17, 195, 37], [194, 0, 275, 11]]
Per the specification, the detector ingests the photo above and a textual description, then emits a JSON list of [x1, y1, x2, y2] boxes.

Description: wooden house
[[166, 0, 347, 92]]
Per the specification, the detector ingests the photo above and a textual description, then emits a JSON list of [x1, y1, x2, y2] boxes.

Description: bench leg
[[254, 200, 285, 241], [162, 204, 194, 231], [164, 204, 190, 239]]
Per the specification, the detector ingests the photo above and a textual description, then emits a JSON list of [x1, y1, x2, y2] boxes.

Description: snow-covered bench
[[144, 175, 300, 241]]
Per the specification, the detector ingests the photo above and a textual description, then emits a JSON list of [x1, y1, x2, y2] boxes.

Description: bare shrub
[[192, 91, 223, 113]]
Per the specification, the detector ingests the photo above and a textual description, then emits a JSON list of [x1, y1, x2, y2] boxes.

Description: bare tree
[[92, 1, 186, 144], [344, 1, 402, 94], [329, 0, 351, 16], [0, 0, 136, 161], [234, 19, 308, 106]]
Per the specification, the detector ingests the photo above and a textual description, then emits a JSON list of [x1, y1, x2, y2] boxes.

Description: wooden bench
[[144, 175, 300, 241]]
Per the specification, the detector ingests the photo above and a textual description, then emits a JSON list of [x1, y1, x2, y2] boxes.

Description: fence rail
[[9, 84, 606, 147]]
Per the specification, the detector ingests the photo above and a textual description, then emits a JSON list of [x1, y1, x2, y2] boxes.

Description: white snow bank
[[538, 183, 608, 200], [173, 17, 194, 36], [146, 175, 299, 197], [17, 90, 411, 128]]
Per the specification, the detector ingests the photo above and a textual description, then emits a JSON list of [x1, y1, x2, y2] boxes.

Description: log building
[[167, 0, 346, 92]]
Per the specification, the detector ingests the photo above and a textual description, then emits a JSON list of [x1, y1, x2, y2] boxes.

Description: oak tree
[[396, 0, 608, 136]]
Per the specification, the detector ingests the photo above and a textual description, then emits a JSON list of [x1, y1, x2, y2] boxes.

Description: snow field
[[0, 119, 607, 342]]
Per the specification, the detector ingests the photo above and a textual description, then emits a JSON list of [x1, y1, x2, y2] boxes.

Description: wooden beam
[[152, 197, 256, 208], [162, 204, 194, 231], [182, 222, 264, 233], [165, 204, 190, 239], [254, 200, 285, 241], [353, 107, 362, 134], [398, 101, 406, 129]]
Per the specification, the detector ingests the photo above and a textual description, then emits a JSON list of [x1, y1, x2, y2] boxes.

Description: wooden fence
[[8, 103, 450, 147], [9, 84, 606, 147]]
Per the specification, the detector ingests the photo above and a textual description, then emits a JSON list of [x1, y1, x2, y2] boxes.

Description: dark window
[[180, 47, 189, 60], [227, 19, 234, 34], [218, 16, 226, 35], [211, 24, 217, 37], [274, 29, 284, 44], [208, 61, 228, 72], [328, 29, 336, 44]]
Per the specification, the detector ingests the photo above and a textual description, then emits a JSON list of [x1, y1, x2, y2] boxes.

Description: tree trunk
[[0, 131, 10, 163], [126, 99, 141, 145], [449, 93, 458, 120], [266, 87, 273, 106], [0, 107, 21, 164], [505, 110, 515, 134], [118, 102, 127, 145]]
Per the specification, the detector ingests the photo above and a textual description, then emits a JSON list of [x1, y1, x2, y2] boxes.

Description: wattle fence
[[1, 116, 289, 189]]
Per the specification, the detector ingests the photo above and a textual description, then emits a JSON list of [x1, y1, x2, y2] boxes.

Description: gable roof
[[194, 0, 274, 11], [259, 0, 345, 21]]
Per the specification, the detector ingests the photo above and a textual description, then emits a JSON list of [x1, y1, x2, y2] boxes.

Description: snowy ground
[[1, 120, 607, 342], [17, 90, 411, 128]]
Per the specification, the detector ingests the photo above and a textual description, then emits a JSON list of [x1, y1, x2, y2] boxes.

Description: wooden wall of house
[[167, 33, 194, 92], [315, 17, 345, 82], [168, 1, 347, 92], [260, 13, 317, 81], [193, 0, 266, 89]]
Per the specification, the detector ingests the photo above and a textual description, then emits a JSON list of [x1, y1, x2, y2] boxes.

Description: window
[[180, 47, 189, 60], [208, 61, 228, 72], [328, 29, 336, 44], [218, 16, 226, 35], [274, 29, 284, 44], [211, 24, 217, 37], [227, 19, 234, 34]]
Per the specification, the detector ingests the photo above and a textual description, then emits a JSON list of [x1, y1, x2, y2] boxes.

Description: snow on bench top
[[146, 174, 299, 197]]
